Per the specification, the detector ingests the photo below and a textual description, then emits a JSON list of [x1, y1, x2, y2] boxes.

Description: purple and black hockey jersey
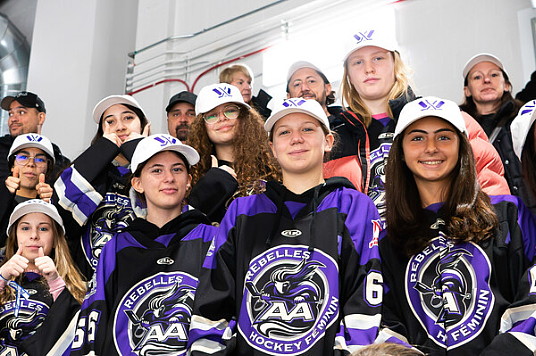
[[68, 208, 217, 356], [189, 178, 384, 355], [379, 195, 536, 355]]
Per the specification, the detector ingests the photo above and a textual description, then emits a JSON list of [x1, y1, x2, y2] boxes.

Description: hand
[[102, 121, 122, 147], [5, 166, 20, 194], [0, 245, 28, 280], [36, 174, 53, 202], [212, 155, 237, 179], [34, 247, 59, 283], [126, 121, 151, 142]]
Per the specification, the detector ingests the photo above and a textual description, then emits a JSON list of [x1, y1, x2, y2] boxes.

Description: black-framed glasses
[[203, 105, 241, 124], [14, 154, 48, 167]]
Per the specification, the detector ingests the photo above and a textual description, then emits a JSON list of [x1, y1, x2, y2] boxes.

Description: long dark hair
[[385, 126, 498, 256], [91, 104, 148, 145], [522, 121, 536, 199]]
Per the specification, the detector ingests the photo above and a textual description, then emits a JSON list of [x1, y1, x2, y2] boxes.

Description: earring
[[186, 184, 191, 190]]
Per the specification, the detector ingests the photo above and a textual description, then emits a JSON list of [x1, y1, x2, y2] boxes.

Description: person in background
[[166, 90, 197, 144], [460, 53, 523, 195], [54, 95, 150, 278], [0, 199, 85, 355], [286, 60, 340, 118], [69, 134, 216, 355], [325, 29, 509, 220], [0, 133, 54, 246], [380, 96, 536, 354], [219, 63, 272, 118], [510, 100, 536, 215], [188, 83, 280, 223], [190, 99, 383, 355], [0, 91, 70, 182]]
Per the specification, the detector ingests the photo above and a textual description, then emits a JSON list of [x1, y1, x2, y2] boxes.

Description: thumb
[[142, 122, 151, 136], [39, 173, 45, 184], [38, 247, 45, 258], [211, 155, 218, 168], [16, 244, 23, 255], [12, 166, 19, 178]]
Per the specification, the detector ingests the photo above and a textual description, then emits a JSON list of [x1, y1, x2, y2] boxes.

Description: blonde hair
[[341, 51, 412, 126], [219, 64, 253, 84], [1, 217, 87, 304]]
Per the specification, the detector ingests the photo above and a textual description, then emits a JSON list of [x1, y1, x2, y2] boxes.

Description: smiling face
[[131, 151, 191, 216], [402, 116, 460, 191], [346, 46, 396, 105], [270, 113, 333, 178], [229, 72, 252, 103], [16, 212, 55, 262], [464, 61, 510, 110], [287, 67, 331, 108], [203, 103, 241, 146], [101, 104, 142, 142], [12, 147, 49, 195]]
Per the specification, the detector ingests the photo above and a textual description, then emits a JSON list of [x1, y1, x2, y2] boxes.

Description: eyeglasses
[[14, 154, 48, 167], [203, 105, 241, 124]]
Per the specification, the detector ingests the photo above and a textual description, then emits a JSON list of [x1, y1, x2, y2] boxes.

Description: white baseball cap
[[395, 96, 468, 139], [511, 100, 536, 160], [462, 53, 507, 79], [195, 83, 250, 115], [264, 98, 330, 133], [92, 95, 147, 123], [286, 61, 324, 81], [8, 133, 55, 163], [130, 134, 200, 173], [8, 199, 65, 235], [343, 29, 398, 63]]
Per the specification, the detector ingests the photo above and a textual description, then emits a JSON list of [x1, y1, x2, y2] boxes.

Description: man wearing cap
[[286, 61, 341, 119], [165, 91, 197, 143], [0, 91, 70, 182]]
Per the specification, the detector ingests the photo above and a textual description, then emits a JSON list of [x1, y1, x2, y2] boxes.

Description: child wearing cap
[[187, 83, 280, 223], [69, 134, 217, 355], [0, 133, 55, 247], [189, 99, 383, 355], [379, 96, 536, 354], [326, 30, 508, 220], [511, 100, 536, 216], [54, 95, 150, 279], [0, 199, 85, 355]]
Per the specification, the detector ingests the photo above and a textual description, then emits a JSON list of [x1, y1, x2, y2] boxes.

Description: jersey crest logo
[[239, 245, 339, 355], [405, 234, 494, 349], [114, 272, 198, 356], [0, 300, 49, 344]]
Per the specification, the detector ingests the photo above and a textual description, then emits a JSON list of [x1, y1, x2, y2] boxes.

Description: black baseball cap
[[165, 91, 197, 113], [1, 91, 46, 113]]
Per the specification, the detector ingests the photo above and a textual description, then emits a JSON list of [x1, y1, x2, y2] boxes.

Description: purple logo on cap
[[353, 30, 375, 44], [520, 102, 536, 116], [418, 99, 445, 111], [282, 99, 307, 108], [212, 86, 232, 98], [154, 135, 177, 147], [24, 134, 43, 142]]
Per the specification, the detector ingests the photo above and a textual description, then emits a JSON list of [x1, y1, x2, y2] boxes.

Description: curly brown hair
[[188, 105, 281, 196]]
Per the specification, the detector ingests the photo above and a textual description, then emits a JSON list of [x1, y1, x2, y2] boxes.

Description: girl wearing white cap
[[54, 95, 150, 279], [380, 96, 536, 354], [70, 134, 217, 355], [326, 30, 508, 220], [0, 199, 85, 354], [187, 83, 280, 222], [190, 99, 383, 355], [460, 53, 525, 197], [0, 133, 55, 246]]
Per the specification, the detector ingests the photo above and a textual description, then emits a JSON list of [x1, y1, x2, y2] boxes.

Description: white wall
[[24, 0, 536, 159]]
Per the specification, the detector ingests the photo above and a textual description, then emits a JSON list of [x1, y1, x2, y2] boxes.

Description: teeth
[[421, 161, 442, 165]]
